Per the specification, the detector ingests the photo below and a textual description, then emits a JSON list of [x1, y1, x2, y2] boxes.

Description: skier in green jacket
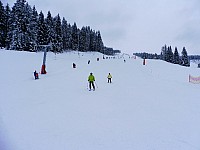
[[107, 73, 112, 83], [88, 72, 95, 91]]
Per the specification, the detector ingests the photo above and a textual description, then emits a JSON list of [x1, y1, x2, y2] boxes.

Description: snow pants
[[89, 81, 95, 90], [108, 78, 112, 83]]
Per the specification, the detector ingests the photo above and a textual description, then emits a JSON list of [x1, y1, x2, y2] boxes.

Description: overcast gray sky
[[4, 0, 200, 54]]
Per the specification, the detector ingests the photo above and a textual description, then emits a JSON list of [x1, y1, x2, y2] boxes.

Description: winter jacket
[[107, 74, 112, 79], [88, 75, 95, 82], [34, 71, 37, 76]]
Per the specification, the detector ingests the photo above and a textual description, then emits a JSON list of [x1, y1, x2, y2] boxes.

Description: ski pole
[[95, 81, 98, 88]]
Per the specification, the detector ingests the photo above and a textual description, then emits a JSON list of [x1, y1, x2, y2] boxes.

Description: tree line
[[134, 45, 192, 67], [0, 0, 119, 55]]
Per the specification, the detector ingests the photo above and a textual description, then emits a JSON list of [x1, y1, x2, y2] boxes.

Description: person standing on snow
[[88, 72, 95, 91], [72, 63, 76, 68], [107, 73, 112, 83], [34, 70, 39, 80]]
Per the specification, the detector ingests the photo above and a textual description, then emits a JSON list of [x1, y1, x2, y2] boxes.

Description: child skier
[[107, 73, 112, 83]]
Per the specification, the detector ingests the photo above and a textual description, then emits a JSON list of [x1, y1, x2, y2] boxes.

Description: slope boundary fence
[[189, 75, 200, 84]]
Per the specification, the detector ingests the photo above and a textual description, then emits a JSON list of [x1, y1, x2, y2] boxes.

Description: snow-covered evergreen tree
[[22, 2, 34, 51], [85, 26, 90, 51], [28, 5, 38, 51], [61, 17, 68, 50], [79, 26, 87, 52], [45, 11, 55, 47], [9, 0, 23, 50], [71, 22, 79, 51], [96, 31, 104, 53], [167, 46, 173, 63], [66, 23, 72, 50], [8, 0, 31, 50], [181, 47, 190, 67], [60, 19, 72, 51], [5, 3, 11, 49], [78, 26, 91, 52], [0, 1, 6, 48], [161, 45, 167, 61], [173, 47, 180, 64], [54, 14, 62, 52], [89, 30, 97, 52], [37, 11, 48, 47]]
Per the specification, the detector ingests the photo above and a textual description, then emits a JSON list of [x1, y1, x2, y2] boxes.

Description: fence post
[[189, 75, 190, 82]]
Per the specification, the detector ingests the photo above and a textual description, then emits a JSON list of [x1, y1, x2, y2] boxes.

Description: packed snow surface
[[0, 49, 200, 150]]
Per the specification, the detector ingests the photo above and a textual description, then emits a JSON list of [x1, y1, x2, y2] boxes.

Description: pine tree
[[181, 47, 190, 67], [89, 30, 97, 52], [9, 0, 22, 50], [71, 22, 79, 50], [9, 0, 29, 50], [167, 46, 173, 63], [28, 5, 38, 51], [23, 2, 34, 51], [37, 11, 48, 47], [85, 26, 90, 51], [46, 11, 55, 46], [96, 31, 104, 53], [54, 14, 62, 52], [79, 26, 87, 52], [5, 3, 11, 49], [66, 23, 72, 50], [61, 17, 68, 50], [161, 45, 167, 61], [0, 1, 6, 48], [173, 47, 180, 64]]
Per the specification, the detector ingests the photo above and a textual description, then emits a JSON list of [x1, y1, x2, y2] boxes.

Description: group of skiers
[[88, 72, 112, 91], [34, 57, 112, 91], [33, 71, 112, 90]]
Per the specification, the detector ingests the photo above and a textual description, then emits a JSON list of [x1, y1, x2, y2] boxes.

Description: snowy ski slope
[[0, 49, 200, 150]]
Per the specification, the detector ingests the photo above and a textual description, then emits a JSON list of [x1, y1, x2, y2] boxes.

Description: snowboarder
[[34, 70, 39, 80], [107, 73, 112, 83], [88, 72, 95, 91], [88, 60, 90, 64]]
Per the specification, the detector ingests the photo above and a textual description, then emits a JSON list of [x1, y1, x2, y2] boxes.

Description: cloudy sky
[[5, 0, 200, 54]]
